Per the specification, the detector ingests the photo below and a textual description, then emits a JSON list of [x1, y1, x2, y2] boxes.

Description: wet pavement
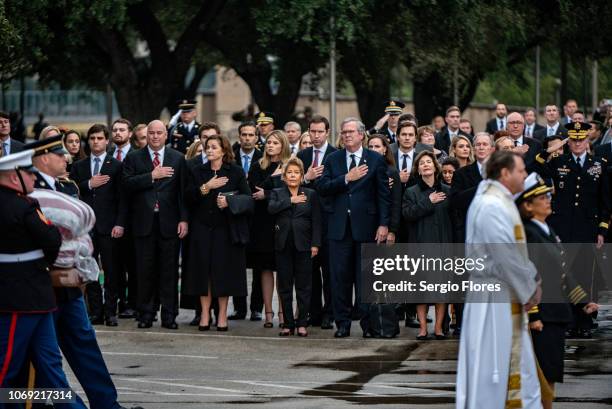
[[61, 303, 612, 409]]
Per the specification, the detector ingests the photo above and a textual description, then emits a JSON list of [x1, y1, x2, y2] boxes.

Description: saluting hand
[[546, 137, 567, 153], [291, 193, 307, 204], [152, 165, 174, 180], [346, 165, 368, 182], [375, 114, 390, 131]]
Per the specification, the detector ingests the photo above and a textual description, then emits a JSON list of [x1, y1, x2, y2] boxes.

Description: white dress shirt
[[345, 146, 363, 171], [572, 152, 587, 167], [513, 136, 525, 146], [531, 219, 550, 237], [397, 148, 414, 171], [39, 171, 57, 190], [240, 149, 255, 172], [1, 138, 11, 155], [200, 152, 208, 164], [90, 152, 107, 176], [148, 146, 165, 164], [546, 122, 560, 136], [113, 144, 130, 162]]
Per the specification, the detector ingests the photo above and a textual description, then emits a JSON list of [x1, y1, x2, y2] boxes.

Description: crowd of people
[[0, 96, 610, 408]]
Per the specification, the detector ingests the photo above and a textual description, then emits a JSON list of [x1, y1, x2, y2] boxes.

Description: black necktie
[[402, 154, 408, 171], [349, 154, 357, 170], [575, 157, 581, 168], [54, 180, 61, 191]]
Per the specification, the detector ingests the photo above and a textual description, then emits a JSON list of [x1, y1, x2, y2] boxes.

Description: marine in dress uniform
[[534, 122, 611, 337], [23, 136, 129, 409], [0, 150, 87, 409], [168, 99, 201, 154], [367, 100, 405, 145]]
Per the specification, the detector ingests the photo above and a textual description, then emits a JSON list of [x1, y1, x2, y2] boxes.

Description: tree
[[4, 0, 226, 123]]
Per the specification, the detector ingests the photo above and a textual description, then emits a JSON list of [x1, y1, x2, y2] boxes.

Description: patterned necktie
[[116, 148, 122, 162], [152, 152, 160, 167], [548, 127, 554, 136], [93, 157, 101, 175], [349, 154, 357, 170], [313, 149, 320, 167]]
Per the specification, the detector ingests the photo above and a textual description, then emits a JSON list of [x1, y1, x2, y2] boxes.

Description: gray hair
[[341, 117, 366, 135], [473, 131, 494, 146], [283, 121, 301, 132]]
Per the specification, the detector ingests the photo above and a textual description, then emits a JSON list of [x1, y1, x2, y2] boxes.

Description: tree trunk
[[353, 75, 391, 130]]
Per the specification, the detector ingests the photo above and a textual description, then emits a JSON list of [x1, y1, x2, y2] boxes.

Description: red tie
[[313, 149, 320, 167], [116, 149, 122, 162], [152, 152, 160, 211]]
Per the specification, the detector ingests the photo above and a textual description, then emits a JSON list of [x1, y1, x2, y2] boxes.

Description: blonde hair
[[185, 139, 204, 160], [282, 157, 305, 177], [40, 125, 61, 139], [259, 130, 291, 170], [449, 134, 475, 164]]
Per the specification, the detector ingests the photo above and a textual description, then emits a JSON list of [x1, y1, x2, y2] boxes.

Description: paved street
[[63, 305, 612, 409]]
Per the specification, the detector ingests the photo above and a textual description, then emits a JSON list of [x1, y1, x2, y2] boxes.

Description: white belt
[[0, 250, 45, 263]]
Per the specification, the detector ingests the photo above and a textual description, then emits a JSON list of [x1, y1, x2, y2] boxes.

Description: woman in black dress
[[183, 134, 253, 331], [247, 130, 291, 327], [402, 151, 453, 340], [268, 158, 321, 336], [367, 134, 401, 244], [516, 172, 598, 409]]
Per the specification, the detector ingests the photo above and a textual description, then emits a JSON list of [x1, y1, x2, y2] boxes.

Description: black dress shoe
[[138, 320, 152, 329], [416, 334, 429, 340], [228, 312, 246, 320], [89, 315, 104, 325], [250, 311, 263, 321], [161, 321, 178, 330], [435, 333, 447, 340], [189, 314, 201, 326], [118, 308, 137, 319], [105, 316, 118, 327], [217, 326, 228, 332], [405, 317, 420, 328], [198, 324, 210, 331], [321, 317, 334, 330], [334, 328, 350, 338]]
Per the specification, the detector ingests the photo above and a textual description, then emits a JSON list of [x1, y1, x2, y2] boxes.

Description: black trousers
[[328, 219, 368, 331], [276, 237, 312, 329], [134, 214, 179, 322], [232, 269, 263, 315], [309, 238, 332, 323], [115, 232, 138, 309], [86, 232, 119, 318]]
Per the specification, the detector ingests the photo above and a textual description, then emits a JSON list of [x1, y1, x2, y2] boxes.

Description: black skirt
[[247, 250, 276, 271], [531, 322, 567, 383]]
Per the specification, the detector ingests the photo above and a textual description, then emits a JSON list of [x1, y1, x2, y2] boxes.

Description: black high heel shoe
[[264, 311, 274, 328], [217, 325, 228, 332], [198, 324, 210, 331]]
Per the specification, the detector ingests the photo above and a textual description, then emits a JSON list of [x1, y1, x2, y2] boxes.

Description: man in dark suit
[[71, 124, 127, 327], [533, 104, 568, 142], [367, 100, 405, 144], [506, 111, 542, 171], [168, 99, 200, 154], [297, 115, 337, 329], [523, 107, 544, 138], [316, 117, 391, 338], [561, 99, 578, 125], [0, 111, 24, 156], [484, 103, 507, 135], [109, 118, 138, 319], [123, 120, 189, 329], [435, 106, 470, 154]]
